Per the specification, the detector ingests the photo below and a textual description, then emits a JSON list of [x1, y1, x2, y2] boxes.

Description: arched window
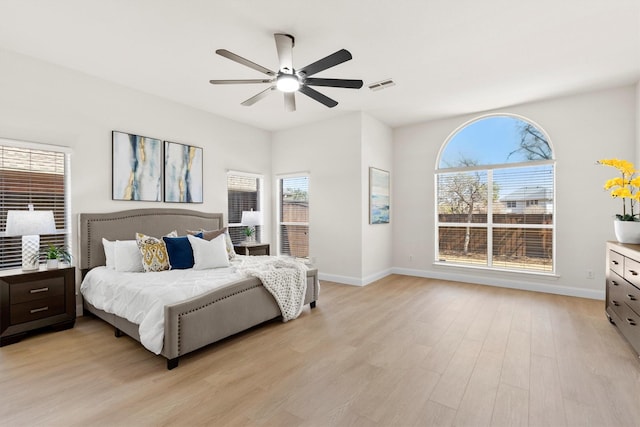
[[435, 114, 555, 274]]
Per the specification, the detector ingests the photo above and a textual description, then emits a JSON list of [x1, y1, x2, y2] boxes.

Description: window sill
[[432, 260, 560, 279]]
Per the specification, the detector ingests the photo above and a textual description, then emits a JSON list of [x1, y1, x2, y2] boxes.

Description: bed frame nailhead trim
[[176, 284, 263, 354]]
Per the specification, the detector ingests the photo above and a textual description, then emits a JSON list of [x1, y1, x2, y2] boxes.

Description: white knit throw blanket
[[238, 258, 308, 322]]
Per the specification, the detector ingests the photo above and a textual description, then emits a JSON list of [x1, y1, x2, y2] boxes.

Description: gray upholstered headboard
[[79, 208, 224, 272]]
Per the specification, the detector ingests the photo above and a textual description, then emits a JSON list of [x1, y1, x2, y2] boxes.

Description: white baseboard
[[319, 267, 604, 300], [319, 268, 393, 287], [318, 272, 366, 286], [391, 267, 605, 300]]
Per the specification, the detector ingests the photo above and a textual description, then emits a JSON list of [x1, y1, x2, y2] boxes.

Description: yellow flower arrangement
[[599, 158, 640, 221]]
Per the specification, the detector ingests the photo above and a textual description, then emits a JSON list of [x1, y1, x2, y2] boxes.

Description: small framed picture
[[369, 167, 390, 224]]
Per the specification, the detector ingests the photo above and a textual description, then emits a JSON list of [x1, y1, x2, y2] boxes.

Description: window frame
[[434, 114, 556, 276], [226, 170, 263, 245], [276, 172, 310, 259], [0, 138, 72, 270]]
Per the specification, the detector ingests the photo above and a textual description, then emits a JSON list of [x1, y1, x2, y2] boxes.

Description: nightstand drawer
[[234, 243, 270, 256], [10, 277, 65, 304], [10, 296, 66, 324]]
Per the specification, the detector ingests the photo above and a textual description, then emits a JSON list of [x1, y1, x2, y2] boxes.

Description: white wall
[[0, 49, 272, 267], [361, 113, 393, 282], [637, 82, 640, 167], [393, 85, 637, 299], [272, 112, 393, 285], [272, 113, 363, 283]]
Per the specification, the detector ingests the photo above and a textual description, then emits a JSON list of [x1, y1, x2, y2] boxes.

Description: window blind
[[437, 163, 554, 273], [279, 175, 309, 258], [0, 145, 68, 269], [227, 173, 261, 244]]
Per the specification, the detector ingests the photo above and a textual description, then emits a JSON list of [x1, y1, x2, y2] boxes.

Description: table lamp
[[241, 210, 263, 243], [5, 205, 56, 270]]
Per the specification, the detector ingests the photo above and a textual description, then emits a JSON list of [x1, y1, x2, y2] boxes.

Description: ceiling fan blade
[[298, 85, 338, 108], [241, 86, 276, 106], [209, 79, 274, 84], [216, 49, 275, 76], [305, 78, 363, 89], [298, 49, 353, 77], [284, 92, 296, 112], [274, 33, 294, 73]]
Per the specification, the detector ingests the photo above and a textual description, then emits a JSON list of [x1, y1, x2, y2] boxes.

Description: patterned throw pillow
[[136, 231, 177, 272]]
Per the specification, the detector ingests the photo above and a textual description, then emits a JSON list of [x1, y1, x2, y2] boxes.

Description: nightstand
[[0, 266, 76, 346], [234, 242, 270, 256]]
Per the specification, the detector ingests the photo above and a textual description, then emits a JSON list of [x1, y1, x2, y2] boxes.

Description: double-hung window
[[277, 174, 309, 258], [435, 115, 555, 274], [0, 140, 70, 269], [227, 171, 263, 244]]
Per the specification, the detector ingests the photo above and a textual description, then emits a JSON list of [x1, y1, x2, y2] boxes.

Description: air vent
[[368, 79, 396, 91]]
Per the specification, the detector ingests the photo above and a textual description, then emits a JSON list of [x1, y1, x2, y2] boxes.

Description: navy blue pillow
[[163, 233, 203, 269]]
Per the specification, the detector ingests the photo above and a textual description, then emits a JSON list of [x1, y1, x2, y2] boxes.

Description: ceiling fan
[[209, 33, 363, 111]]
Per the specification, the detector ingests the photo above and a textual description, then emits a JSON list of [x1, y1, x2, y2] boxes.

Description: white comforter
[[80, 256, 307, 354]]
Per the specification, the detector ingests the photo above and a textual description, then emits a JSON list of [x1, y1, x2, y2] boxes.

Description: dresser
[[0, 266, 76, 346], [606, 241, 640, 356]]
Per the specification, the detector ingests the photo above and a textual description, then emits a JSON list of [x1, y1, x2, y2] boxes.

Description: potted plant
[[244, 226, 255, 243], [44, 244, 71, 269], [598, 158, 640, 243]]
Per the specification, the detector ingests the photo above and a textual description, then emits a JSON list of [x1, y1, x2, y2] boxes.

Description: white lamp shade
[[5, 210, 56, 236], [241, 211, 263, 227]]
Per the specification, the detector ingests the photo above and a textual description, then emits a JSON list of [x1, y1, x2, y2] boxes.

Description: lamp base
[[22, 235, 40, 271]]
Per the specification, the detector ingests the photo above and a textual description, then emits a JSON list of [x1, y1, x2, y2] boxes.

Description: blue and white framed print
[[164, 141, 203, 203], [112, 131, 162, 201]]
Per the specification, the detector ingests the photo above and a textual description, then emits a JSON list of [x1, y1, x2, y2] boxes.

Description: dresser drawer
[[618, 277, 640, 317], [624, 257, 640, 289], [9, 277, 65, 304], [608, 272, 627, 318], [616, 302, 640, 354], [610, 250, 625, 276], [10, 296, 66, 324]]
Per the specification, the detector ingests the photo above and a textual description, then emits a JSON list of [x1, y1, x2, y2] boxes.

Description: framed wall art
[[164, 141, 203, 203], [369, 167, 390, 224], [112, 131, 162, 201]]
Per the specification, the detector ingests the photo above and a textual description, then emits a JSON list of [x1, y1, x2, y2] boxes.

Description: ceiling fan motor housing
[[209, 33, 363, 110]]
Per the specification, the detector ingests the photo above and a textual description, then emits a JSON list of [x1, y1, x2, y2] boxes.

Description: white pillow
[[102, 238, 115, 270], [187, 234, 230, 270], [114, 240, 144, 272]]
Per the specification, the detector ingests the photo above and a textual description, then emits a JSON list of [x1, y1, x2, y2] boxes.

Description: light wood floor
[[2, 275, 640, 426]]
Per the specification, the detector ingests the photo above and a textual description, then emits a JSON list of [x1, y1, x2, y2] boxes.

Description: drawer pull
[[628, 294, 637, 301], [612, 280, 619, 286], [626, 318, 637, 326], [612, 260, 619, 265], [612, 300, 620, 306], [29, 287, 49, 294], [630, 270, 639, 276], [29, 306, 48, 314]]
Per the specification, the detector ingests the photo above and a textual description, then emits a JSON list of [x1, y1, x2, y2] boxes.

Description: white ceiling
[[1, 0, 639, 132]]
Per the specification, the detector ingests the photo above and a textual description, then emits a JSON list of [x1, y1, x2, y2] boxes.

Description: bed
[[79, 208, 319, 369]]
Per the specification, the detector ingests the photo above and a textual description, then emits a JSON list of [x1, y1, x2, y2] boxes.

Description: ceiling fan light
[[276, 74, 300, 92]]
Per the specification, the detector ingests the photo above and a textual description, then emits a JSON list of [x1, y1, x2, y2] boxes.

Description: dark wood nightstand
[[233, 242, 270, 256], [0, 266, 76, 346]]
